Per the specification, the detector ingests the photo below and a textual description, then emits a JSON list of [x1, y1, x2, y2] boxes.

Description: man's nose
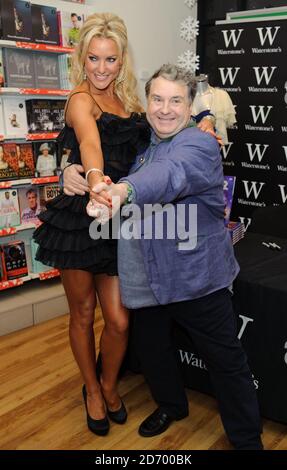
[[160, 101, 170, 114]]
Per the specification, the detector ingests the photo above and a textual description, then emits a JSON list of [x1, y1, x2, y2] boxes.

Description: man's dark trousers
[[132, 288, 263, 449]]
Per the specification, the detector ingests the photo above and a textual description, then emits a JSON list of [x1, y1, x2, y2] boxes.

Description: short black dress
[[33, 111, 150, 275]]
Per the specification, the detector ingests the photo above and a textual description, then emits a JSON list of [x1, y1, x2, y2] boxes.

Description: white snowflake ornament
[[184, 0, 197, 8], [180, 16, 199, 43], [177, 50, 200, 73]]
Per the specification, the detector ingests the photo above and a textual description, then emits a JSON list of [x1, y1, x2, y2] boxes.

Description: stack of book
[[227, 221, 245, 245]]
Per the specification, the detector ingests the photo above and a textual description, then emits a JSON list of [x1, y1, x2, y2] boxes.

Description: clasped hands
[[86, 177, 128, 224]]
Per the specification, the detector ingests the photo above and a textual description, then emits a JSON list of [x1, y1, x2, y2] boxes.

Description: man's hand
[[63, 164, 89, 196], [87, 182, 128, 224]]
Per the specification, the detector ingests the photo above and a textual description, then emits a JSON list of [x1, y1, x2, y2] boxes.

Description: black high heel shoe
[[107, 400, 128, 424], [82, 385, 110, 436]]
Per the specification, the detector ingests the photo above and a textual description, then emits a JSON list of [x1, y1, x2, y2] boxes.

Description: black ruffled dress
[[33, 112, 150, 275]]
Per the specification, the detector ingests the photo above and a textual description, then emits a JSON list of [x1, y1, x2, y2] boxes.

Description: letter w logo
[[253, 66, 277, 85], [221, 142, 233, 159], [222, 29, 243, 48], [256, 26, 280, 46], [219, 67, 240, 85], [242, 181, 265, 200], [245, 143, 269, 162], [249, 105, 273, 124]]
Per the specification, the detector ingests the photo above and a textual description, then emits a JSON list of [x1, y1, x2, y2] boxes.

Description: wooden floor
[[0, 308, 286, 451]]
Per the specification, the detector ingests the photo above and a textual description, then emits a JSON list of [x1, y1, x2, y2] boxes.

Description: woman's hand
[[197, 118, 223, 146], [87, 182, 128, 223]]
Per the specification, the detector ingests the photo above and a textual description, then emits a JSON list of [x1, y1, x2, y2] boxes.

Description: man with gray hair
[[88, 64, 263, 449]]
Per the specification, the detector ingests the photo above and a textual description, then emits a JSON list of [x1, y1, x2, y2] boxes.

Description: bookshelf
[[0, 0, 96, 335]]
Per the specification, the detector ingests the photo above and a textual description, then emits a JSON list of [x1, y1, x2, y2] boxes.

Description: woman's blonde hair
[[70, 12, 143, 113]]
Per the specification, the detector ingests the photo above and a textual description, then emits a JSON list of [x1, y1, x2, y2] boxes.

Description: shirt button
[[139, 157, 145, 163]]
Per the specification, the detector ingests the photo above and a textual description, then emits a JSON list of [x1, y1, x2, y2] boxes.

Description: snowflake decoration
[[184, 0, 197, 8], [177, 50, 200, 73], [180, 16, 199, 43]]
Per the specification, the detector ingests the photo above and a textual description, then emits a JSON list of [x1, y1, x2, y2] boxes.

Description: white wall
[[37, 0, 198, 103], [82, 0, 197, 102]]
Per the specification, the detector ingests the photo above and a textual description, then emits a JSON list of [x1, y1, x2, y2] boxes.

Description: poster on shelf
[[2, 48, 36, 88], [2, 96, 28, 138], [31, 4, 60, 45], [0, 188, 20, 229], [33, 141, 57, 177], [18, 185, 41, 225], [0, 0, 33, 42]]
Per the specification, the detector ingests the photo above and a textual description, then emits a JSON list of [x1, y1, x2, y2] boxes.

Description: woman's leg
[[61, 269, 106, 420], [95, 274, 129, 411]]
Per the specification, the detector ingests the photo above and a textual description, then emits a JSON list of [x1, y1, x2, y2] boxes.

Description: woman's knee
[[70, 299, 96, 329]]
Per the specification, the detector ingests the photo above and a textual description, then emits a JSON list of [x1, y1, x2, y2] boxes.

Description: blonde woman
[[33, 13, 150, 436]]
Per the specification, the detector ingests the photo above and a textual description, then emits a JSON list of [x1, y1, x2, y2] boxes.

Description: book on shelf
[[50, 99, 65, 132], [33, 52, 61, 90], [1, 143, 19, 180], [223, 175, 236, 225], [39, 183, 61, 211], [2, 48, 36, 88], [0, 50, 4, 88], [18, 185, 41, 225], [25, 99, 53, 133], [31, 4, 60, 46], [0, 0, 33, 42], [30, 238, 50, 274], [17, 143, 35, 178], [0, 239, 28, 280], [58, 10, 84, 47], [227, 221, 245, 245], [2, 96, 28, 138], [58, 53, 72, 90], [25, 99, 65, 133], [0, 188, 20, 229], [33, 141, 57, 178]]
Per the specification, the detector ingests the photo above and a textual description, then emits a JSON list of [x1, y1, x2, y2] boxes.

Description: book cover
[[34, 52, 61, 90], [39, 183, 61, 211], [33, 141, 57, 177], [25, 99, 53, 133], [17, 143, 35, 178], [223, 175, 236, 225], [30, 238, 50, 274], [1, 0, 32, 41], [18, 185, 41, 225], [2, 96, 28, 138], [3, 48, 36, 88], [0, 98, 5, 138], [58, 10, 84, 47], [59, 54, 72, 90], [0, 49, 4, 88], [50, 99, 65, 131], [32, 4, 60, 45], [1, 143, 19, 180], [1, 239, 28, 279], [0, 188, 20, 228]]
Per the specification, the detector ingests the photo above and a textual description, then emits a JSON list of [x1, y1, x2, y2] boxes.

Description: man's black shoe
[[138, 408, 186, 437]]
